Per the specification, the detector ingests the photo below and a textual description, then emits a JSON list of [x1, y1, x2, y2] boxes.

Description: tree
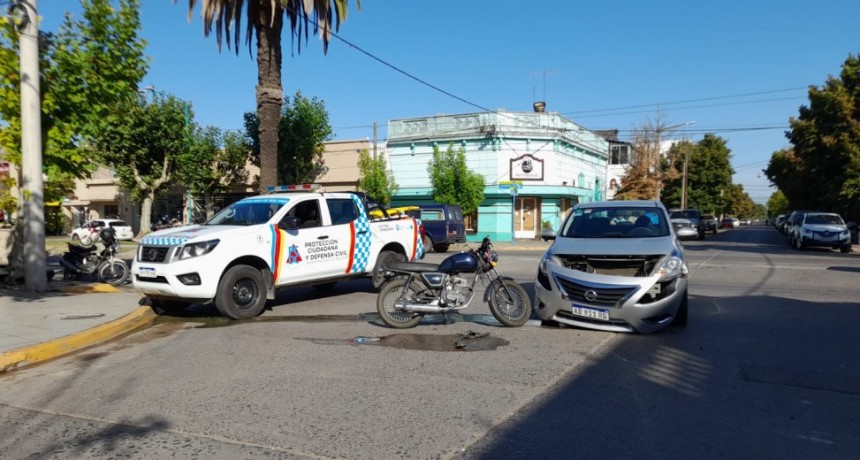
[[244, 91, 333, 185], [615, 113, 682, 201], [92, 94, 191, 235], [765, 54, 860, 214], [357, 149, 397, 205], [176, 126, 250, 220], [185, 0, 357, 192], [427, 143, 484, 215], [662, 134, 734, 214], [723, 184, 755, 218], [766, 190, 790, 217], [0, 0, 147, 200]]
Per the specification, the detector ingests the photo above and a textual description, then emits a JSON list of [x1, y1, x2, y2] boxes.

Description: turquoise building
[[387, 109, 609, 242]]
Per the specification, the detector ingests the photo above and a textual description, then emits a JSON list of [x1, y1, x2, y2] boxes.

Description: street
[[2, 225, 859, 459]]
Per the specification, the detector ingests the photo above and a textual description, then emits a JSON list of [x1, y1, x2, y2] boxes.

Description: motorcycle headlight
[[178, 239, 220, 260], [539, 251, 564, 273], [655, 250, 687, 281]]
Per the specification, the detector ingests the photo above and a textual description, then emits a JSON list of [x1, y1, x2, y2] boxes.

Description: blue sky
[[38, 0, 860, 203]]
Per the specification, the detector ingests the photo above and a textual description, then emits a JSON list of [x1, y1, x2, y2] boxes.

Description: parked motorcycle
[[59, 226, 129, 285], [376, 236, 532, 328]]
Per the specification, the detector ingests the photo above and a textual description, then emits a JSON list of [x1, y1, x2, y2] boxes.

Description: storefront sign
[[510, 154, 544, 181]]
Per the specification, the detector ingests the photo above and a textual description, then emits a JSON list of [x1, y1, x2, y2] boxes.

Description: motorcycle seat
[[67, 243, 97, 254], [386, 261, 439, 272]]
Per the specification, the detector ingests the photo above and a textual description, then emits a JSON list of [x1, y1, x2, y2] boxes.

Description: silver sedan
[[534, 200, 689, 334]]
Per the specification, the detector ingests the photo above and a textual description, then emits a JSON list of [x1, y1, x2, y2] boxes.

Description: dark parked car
[[701, 215, 718, 234], [669, 208, 705, 240], [406, 204, 466, 253]]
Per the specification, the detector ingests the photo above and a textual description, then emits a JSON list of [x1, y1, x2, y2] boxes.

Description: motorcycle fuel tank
[[438, 252, 478, 274]]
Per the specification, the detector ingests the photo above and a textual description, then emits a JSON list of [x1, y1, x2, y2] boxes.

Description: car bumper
[[674, 227, 699, 239], [131, 253, 221, 303], [799, 235, 850, 248], [534, 266, 688, 334]]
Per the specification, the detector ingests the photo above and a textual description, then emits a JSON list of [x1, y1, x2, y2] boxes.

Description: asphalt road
[[2, 225, 859, 459]]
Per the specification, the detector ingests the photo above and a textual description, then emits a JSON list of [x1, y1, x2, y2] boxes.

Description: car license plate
[[572, 305, 609, 321], [139, 267, 156, 278]]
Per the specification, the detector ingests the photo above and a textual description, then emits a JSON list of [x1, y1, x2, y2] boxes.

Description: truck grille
[[139, 246, 171, 263]]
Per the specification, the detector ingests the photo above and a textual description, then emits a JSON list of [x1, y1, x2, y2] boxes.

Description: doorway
[[515, 197, 537, 239]]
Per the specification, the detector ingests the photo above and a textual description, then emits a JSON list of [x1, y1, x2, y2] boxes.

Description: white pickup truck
[[131, 191, 425, 319]]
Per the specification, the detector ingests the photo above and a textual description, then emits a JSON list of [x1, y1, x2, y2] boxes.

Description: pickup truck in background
[[132, 189, 425, 319], [406, 204, 467, 253]]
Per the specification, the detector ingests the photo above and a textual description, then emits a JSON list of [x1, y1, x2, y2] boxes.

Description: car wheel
[[433, 244, 450, 253], [713, 227, 718, 234], [671, 290, 688, 327], [794, 236, 804, 250], [840, 244, 851, 253], [215, 265, 267, 320]]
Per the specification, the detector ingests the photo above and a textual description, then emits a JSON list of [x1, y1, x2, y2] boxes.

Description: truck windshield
[[207, 200, 287, 226]]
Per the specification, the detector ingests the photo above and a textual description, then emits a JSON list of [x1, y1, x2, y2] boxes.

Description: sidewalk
[[0, 281, 153, 373]]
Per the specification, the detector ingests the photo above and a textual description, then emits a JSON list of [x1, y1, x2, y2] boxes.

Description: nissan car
[[535, 200, 689, 334]]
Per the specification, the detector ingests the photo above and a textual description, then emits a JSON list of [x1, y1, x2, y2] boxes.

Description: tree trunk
[[138, 193, 154, 238], [255, 3, 284, 192]]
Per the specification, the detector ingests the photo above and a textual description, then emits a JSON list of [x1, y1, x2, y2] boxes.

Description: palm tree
[[186, 0, 356, 191]]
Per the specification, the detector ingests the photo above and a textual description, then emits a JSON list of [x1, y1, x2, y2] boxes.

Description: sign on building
[[510, 154, 544, 181]]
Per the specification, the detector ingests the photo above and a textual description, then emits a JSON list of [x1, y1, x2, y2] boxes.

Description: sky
[[36, 0, 860, 204]]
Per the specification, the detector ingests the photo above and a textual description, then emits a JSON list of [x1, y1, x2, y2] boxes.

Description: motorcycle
[[59, 226, 129, 285], [376, 236, 532, 328]]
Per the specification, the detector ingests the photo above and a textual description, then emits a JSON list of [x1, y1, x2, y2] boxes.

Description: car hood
[[140, 224, 259, 246], [671, 218, 693, 225], [549, 235, 680, 257]]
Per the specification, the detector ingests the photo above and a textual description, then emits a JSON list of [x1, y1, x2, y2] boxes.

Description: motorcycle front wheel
[[488, 279, 532, 327], [376, 277, 425, 329], [98, 260, 129, 285]]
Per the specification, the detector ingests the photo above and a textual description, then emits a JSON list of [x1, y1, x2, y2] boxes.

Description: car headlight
[[177, 239, 220, 260], [539, 252, 563, 273], [655, 250, 687, 281]]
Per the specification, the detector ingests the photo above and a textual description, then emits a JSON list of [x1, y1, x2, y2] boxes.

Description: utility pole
[[681, 150, 689, 208], [15, 0, 46, 291], [372, 121, 378, 160]]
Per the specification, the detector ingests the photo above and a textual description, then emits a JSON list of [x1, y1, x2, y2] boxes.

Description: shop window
[[465, 211, 478, 234]]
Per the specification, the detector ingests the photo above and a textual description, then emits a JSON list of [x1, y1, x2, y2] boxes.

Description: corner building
[[387, 109, 609, 242]]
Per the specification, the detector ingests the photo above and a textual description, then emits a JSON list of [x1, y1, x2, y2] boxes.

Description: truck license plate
[[139, 267, 156, 278], [572, 305, 609, 321]]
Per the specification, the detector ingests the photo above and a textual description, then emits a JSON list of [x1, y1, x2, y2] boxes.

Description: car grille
[[552, 276, 638, 308], [139, 246, 171, 263]]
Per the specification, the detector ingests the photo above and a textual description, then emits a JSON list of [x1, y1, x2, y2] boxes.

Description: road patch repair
[[0, 306, 156, 374]]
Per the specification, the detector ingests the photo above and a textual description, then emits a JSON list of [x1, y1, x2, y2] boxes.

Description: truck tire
[[372, 250, 405, 289], [215, 265, 267, 320], [433, 244, 450, 253]]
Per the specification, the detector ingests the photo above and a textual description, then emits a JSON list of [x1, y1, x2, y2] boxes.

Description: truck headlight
[[655, 250, 687, 281], [178, 239, 220, 260]]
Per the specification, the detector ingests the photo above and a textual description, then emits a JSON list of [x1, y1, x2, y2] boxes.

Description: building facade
[[386, 110, 609, 242]]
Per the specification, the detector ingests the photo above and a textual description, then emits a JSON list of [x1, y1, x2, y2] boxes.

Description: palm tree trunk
[[255, 2, 284, 192]]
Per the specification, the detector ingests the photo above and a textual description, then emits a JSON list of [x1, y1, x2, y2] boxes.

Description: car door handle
[[317, 235, 329, 240]]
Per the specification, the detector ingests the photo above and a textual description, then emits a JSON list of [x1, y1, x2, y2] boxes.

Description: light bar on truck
[[266, 184, 321, 193]]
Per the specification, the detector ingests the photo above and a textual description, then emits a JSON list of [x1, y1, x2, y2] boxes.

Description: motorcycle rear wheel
[[377, 277, 425, 329], [98, 260, 129, 285], [488, 279, 532, 327]]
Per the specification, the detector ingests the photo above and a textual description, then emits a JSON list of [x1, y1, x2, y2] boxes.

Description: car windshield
[[207, 198, 287, 226], [670, 210, 699, 219], [806, 214, 844, 225], [560, 206, 671, 238]]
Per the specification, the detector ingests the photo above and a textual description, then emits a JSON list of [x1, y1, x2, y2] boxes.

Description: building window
[[610, 145, 630, 165], [465, 211, 478, 234], [104, 205, 119, 219], [577, 173, 585, 188]]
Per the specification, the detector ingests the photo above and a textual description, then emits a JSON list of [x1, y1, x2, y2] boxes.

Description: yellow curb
[[0, 306, 156, 374], [58, 283, 121, 294]]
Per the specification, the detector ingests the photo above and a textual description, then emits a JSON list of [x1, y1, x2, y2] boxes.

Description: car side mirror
[[279, 216, 301, 230]]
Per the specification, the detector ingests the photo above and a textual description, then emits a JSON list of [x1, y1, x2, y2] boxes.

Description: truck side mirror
[[279, 216, 301, 230]]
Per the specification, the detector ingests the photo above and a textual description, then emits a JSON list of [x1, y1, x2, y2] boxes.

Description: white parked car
[[791, 212, 851, 253], [71, 219, 134, 245]]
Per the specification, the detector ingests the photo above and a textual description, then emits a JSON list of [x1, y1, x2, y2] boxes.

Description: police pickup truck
[[132, 186, 425, 319]]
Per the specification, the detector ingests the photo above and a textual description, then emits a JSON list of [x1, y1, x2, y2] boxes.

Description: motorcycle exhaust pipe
[[398, 303, 458, 314], [58, 258, 79, 274]]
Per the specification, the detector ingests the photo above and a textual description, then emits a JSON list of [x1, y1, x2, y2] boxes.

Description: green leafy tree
[[244, 91, 333, 185], [185, 0, 358, 192], [176, 126, 250, 220], [357, 149, 397, 205], [723, 184, 756, 218], [0, 0, 147, 201], [662, 134, 734, 214], [92, 94, 192, 235], [427, 143, 485, 215], [766, 190, 790, 217], [765, 54, 860, 214]]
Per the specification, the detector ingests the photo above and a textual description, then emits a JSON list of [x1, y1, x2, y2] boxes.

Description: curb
[[0, 306, 156, 374], [57, 283, 122, 294]]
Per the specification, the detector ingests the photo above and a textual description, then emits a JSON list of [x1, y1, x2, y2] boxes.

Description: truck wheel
[[423, 235, 434, 253], [215, 265, 267, 320], [372, 250, 405, 289], [433, 244, 450, 253]]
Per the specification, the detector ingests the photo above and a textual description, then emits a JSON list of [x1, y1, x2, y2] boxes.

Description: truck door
[[325, 197, 369, 275], [272, 197, 346, 285]]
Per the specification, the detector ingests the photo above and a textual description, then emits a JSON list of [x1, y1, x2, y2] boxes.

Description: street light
[[655, 120, 695, 201], [139, 86, 193, 224]]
